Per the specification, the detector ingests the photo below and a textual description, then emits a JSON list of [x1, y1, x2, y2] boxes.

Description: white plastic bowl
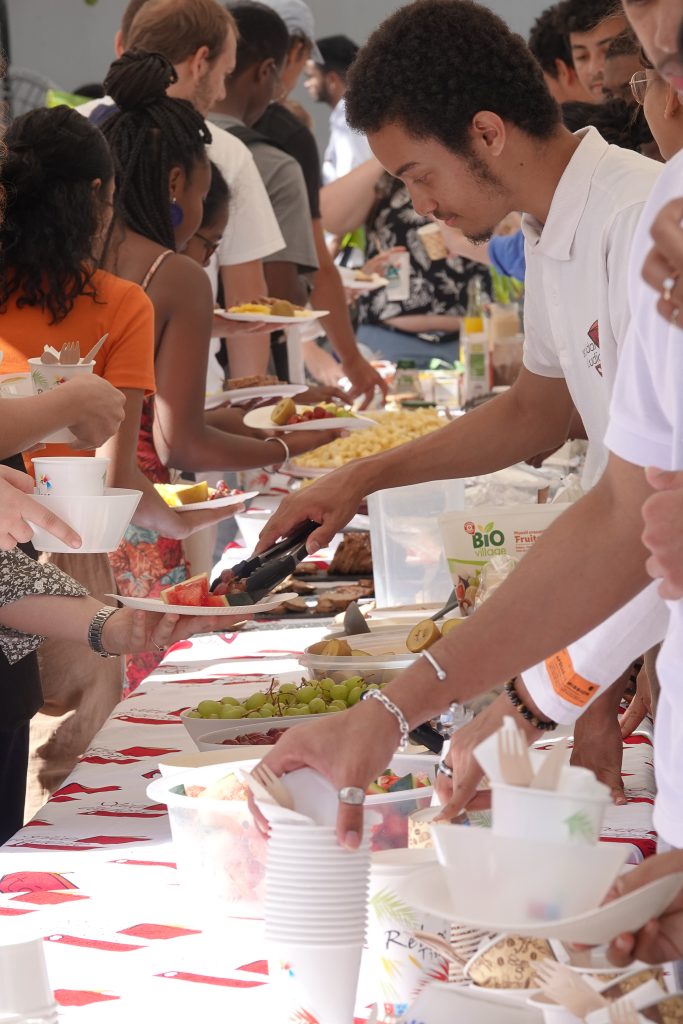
[[182, 710, 312, 746], [158, 746, 273, 777], [25, 487, 142, 553], [300, 628, 418, 686], [146, 759, 267, 918], [431, 826, 628, 924]]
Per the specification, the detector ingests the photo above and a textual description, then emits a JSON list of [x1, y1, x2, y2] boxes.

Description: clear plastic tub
[[368, 479, 465, 608], [367, 753, 437, 852], [146, 759, 267, 918]]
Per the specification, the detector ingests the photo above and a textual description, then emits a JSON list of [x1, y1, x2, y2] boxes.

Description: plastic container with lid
[[369, 478, 465, 607]]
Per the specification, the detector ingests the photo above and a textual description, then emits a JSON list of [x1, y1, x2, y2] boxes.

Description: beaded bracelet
[[361, 689, 409, 750], [504, 679, 557, 732]]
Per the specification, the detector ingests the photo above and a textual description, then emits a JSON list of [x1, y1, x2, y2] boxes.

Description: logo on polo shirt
[[582, 320, 602, 377]]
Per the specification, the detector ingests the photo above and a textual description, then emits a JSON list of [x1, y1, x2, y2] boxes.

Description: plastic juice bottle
[[462, 275, 485, 335], [394, 359, 420, 397]]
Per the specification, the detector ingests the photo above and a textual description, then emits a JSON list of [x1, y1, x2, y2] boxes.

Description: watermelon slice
[[205, 594, 228, 607], [160, 573, 210, 607]]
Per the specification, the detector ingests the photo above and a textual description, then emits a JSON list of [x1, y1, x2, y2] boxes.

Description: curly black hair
[[229, 2, 290, 78], [0, 106, 113, 325], [101, 49, 212, 251], [528, 4, 574, 78], [561, 97, 653, 152], [562, 0, 622, 35], [346, 0, 560, 156]]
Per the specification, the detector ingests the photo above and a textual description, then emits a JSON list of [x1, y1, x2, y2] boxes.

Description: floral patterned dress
[[108, 251, 188, 695]]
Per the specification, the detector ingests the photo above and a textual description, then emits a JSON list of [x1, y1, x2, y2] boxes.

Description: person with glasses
[[603, 30, 644, 101], [208, 1, 318, 316], [631, 59, 683, 162]]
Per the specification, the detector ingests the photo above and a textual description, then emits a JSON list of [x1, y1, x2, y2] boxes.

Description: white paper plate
[[410, 865, 683, 945], [106, 591, 298, 616], [338, 267, 388, 292], [243, 405, 374, 433], [205, 383, 307, 410], [284, 463, 332, 479], [216, 309, 329, 326], [171, 489, 259, 513]]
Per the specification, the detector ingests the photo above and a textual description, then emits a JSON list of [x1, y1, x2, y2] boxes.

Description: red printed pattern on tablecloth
[[81, 746, 181, 764], [46, 934, 144, 952], [156, 970, 265, 988], [118, 923, 202, 940], [0, 871, 78, 894], [78, 802, 167, 818], [12, 890, 88, 906], [7, 835, 151, 849], [49, 782, 122, 802], [55, 990, 120, 1007]]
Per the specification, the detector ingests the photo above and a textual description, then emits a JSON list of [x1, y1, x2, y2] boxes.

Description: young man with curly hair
[[258, 0, 663, 804]]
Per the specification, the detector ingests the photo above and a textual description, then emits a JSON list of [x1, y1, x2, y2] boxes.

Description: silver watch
[[87, 606, 119, 658]]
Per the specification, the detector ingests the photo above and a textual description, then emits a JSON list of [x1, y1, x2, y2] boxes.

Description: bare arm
[[309, 218, 387, 407], [258, 367, 576, 552], [264, 260, 309, 308], [319, 158, 384, 237], [220, 259, 271, 377]]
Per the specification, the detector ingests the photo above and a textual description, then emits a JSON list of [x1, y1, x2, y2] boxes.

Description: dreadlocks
[[102, 49, 212, 251]]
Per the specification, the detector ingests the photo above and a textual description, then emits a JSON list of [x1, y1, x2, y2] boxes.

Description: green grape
[[367, 683, 380, 691], [297, 685, 317, 704], [186, 711, 201, 719], [285, 706, 305, 716], [329, 699, 347, 711], [246, 710, 261, 718], [319, 677, 334, 692], [347, 686, 363, 706], [259, 703, 275, 717], [197, 700, 222, 718], [330, 683, 349, 702], [278, 692, 297, 706], [279, 683, 297, 694], [309, 697, 326, 714], [324, 704, 342, 713], [245, 691, 267, 710], [219, 705, 247, 719]]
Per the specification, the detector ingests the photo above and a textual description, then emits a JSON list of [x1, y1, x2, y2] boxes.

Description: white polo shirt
[[522, 127, 661, 488], [605, 148, 683, 848], [78, 97, 284, 267]]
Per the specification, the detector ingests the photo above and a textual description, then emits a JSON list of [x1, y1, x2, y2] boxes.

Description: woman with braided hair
[[100, 50, 331, 691]]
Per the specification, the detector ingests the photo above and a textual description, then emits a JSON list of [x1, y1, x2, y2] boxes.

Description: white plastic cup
[[491, 782, 609, 846], [384, 251, 411, 301], [362, 848, 450, 1020], [267, 940, 363, 1024], [31, 456, 110, 497], [0, 937, 54, 1016], [28, 357, 94, 394]]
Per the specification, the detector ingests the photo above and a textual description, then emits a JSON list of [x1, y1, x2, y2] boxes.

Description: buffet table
[[0, 624, 657, 1022]]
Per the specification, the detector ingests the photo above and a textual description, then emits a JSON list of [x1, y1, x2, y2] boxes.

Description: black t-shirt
[[254, 103, 321, 220]]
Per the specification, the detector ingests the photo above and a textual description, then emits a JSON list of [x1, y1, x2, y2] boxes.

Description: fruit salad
[[160, 572, 240, 608], [270, 396, 354, 426], [185, 675, 377, 722]]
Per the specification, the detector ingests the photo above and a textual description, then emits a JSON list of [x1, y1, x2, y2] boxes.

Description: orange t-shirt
[[0, 269, 155, 464]]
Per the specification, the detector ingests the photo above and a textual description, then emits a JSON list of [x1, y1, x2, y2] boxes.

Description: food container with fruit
[[195, 719, 310, 751], [365, 753, 436, 851], [146, 760, 268, 919], [299, 631, 418, 686]]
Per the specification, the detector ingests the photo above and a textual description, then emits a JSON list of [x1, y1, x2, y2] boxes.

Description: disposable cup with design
[[362, 848, 450, 1021], [32, 456, 109, 497], [267, 939, 363, 1024], [28, 357, 94, 394], [464, 933, 555, 989], [491, 774, 610, 846], [418, 223, 450, 262]]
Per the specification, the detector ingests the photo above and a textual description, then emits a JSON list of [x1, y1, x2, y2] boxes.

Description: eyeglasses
[[194, 231, 220, 258], [630, 71, 649, 106]]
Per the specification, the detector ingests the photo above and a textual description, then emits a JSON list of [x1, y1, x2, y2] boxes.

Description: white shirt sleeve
[[521, 582, 669, 724]]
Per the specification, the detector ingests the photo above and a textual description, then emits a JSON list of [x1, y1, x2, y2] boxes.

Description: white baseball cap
[[259, 0, 323, 62]]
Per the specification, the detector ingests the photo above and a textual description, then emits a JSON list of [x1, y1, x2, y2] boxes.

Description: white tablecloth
[[0, 625, 657, 1021]]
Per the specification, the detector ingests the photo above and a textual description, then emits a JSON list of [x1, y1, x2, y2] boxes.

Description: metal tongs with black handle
[[212, 519, 320, 605]]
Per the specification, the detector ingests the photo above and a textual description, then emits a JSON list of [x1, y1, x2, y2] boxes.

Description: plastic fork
[[535, 960, 606, 1017], [608, 998, 641, 1023], [81, 332, 109, 364], [251, 762, 295, 810], [497, 722, 534, 787], [58, 341, 80, 365]]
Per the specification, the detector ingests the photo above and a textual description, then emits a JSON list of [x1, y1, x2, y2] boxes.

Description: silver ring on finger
[[662, 274, 678, 303], [338, 786, 366, 805], [437, 760, 454, 779]]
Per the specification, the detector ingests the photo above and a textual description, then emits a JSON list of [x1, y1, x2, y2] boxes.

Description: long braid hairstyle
[[101, 50, 211, 251], [0, 106, 113, 324]]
